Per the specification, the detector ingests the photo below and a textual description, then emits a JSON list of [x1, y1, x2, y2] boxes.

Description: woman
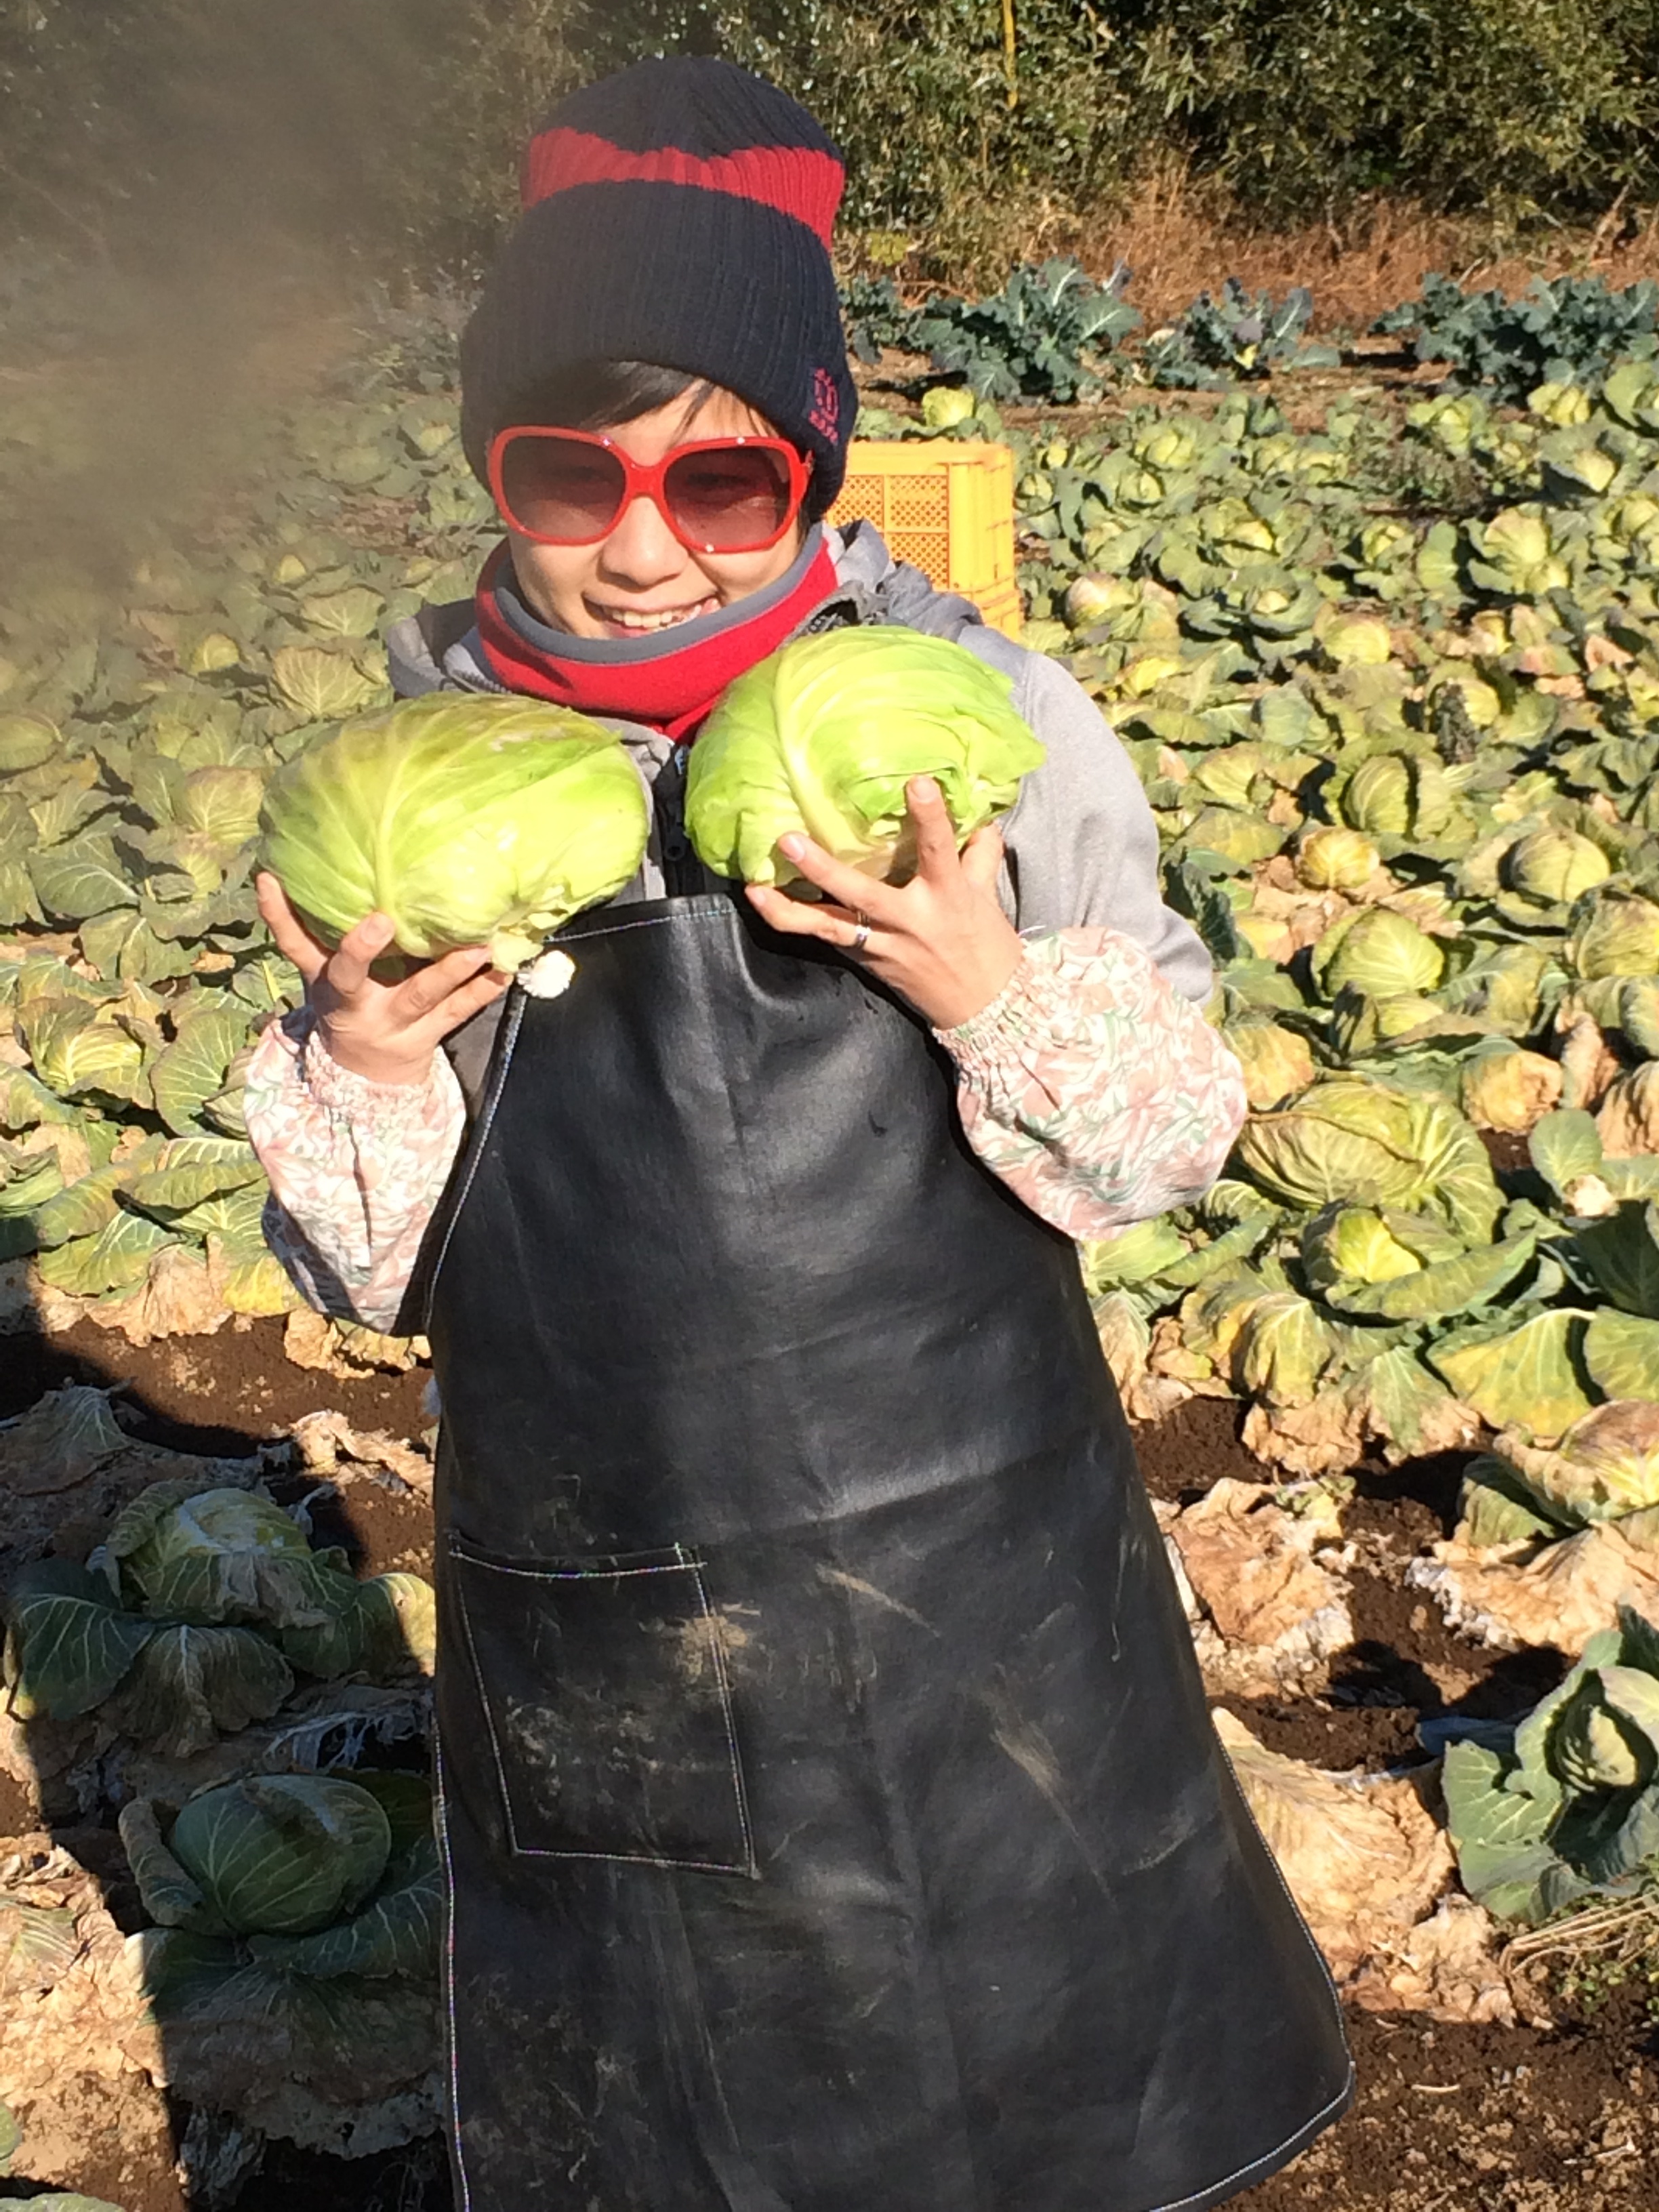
[[247, 55, 1351, 2212]]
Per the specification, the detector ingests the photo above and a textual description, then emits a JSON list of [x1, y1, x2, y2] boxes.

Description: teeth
[[598, 600, 717, 633]]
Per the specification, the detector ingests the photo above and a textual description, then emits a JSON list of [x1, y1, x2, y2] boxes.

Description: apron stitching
[[1139, 2068, 1357, 2212], [451, 1568, 529, 1857], [450, 1539, 759, 1875], [563, 906, 737, 941], [454, 1556, 704, 1580], [485, 1844, 752, 1872], [433, 1739, 475, 2212], [422, 987, 527, 1328], [691, 1557, 760, 1881]]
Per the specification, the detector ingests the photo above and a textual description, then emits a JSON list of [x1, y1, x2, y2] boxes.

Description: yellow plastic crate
[[829, 441, 1024, 640]]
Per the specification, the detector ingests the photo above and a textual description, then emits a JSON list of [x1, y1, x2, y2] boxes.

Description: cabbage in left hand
[[685, 628, 1046, 888], [260, 693, 650, 971]]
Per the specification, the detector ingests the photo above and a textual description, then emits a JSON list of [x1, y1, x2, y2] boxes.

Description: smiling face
[[502, 386, 808, 642]]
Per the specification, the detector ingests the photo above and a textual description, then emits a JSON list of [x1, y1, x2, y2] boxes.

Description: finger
[[774, 834, 899, 921], [255, 872, 327, 983], [395, 943, 496, 1021], [745, 882, 861, 945], [959, 819, 1005, 894], [414, 966, 512, 1043], [906, 776, 961, 880], [327, 911, 398, 998]]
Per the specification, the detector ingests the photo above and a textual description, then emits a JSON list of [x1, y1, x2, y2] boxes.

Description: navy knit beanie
[[460, 58, 857, 515]]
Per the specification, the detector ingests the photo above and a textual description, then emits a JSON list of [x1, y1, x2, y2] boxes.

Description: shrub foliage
[[4, 0, 1659, 281]]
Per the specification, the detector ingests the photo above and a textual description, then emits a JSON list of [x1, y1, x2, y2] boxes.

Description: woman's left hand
[[745, 775, 1025, 1031]]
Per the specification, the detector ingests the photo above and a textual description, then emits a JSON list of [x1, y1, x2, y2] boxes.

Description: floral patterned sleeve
[[936, 927, 1248, 1242], [243, 1010, 466, 1333]]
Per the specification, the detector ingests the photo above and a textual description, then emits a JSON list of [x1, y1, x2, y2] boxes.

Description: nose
[[596, 490, 688, 589]]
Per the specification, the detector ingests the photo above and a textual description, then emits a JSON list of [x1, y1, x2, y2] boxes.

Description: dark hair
[[495, 359, 718, 436], [491, 357, 829, 525]]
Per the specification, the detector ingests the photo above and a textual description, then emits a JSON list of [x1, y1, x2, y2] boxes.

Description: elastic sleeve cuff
[[298, 1015, 458, 1129], [935, 932, 1145, 1083]]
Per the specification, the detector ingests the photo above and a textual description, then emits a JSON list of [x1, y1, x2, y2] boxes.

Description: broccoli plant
[[840, 259, 1139, 400], [1376, 273, 1659, 405], [1141, 281, 1341, 390], [840, 275, 924, 367], [909, 258, 1140, 404]]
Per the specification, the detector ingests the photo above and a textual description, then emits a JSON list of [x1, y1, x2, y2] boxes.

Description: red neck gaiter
[[472, 539, 840, 741]]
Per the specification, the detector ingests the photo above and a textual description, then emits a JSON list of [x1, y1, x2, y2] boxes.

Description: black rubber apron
[[424, 892, 1351, 2212]]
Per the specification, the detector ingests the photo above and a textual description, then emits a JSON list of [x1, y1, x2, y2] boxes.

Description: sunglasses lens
[[665, 445, 796, 550], [497, 436, 627, 542]]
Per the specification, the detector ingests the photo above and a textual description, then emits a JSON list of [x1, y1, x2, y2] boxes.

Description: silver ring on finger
[[851, 912, 872, 953]]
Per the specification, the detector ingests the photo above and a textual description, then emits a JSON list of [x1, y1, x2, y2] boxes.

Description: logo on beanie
[[808, 369, 842, 443]]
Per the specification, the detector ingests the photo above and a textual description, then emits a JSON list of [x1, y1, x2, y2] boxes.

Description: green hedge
[[4, 0, 1659, 285]]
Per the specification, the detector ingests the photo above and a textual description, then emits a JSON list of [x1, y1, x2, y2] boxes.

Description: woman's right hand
[[255, 872, 512, 1088]]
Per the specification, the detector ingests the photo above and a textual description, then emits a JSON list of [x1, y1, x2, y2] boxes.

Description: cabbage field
[[1021, 368, 1659, 1486], [4, 296, 1659, 2208]]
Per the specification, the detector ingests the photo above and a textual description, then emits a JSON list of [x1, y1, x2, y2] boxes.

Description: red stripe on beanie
[[522, 127, 842, 247]]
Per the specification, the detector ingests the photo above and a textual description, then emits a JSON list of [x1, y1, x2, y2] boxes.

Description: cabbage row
[[985, 373, 1659, 1471]]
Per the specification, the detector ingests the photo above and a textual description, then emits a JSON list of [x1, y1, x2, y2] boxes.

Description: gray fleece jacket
[[385, 523, 1211, 1024]]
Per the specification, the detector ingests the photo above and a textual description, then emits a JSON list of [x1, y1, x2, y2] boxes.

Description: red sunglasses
[[487, 428, 813, 556]]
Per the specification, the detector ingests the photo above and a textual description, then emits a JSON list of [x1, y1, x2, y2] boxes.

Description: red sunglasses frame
[[486, 427, 813, 555]]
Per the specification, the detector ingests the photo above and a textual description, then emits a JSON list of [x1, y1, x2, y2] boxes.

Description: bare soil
[[1, 1331, 1650, 2211], [0, 1310, 431, 1448]]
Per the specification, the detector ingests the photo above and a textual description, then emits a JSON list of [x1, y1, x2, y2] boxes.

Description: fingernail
[[911, 775, 938, 800], [778, 834, 807, 860]]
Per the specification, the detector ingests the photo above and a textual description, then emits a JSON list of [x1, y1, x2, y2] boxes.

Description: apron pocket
[[447, 1536, 756, 1875]]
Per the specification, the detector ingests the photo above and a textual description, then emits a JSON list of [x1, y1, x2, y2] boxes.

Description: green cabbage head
[[1233, 1293, 1336, 1406], [260, 694, 649, 969], [1490, 1401, 1659, 1527], [1550, 1669, 1659, 1795], [1303, 1205, 1425, 1290], [1313, 907, 1446, 1000], [1295, 826, 1380, 891], [685, 629, 1045, 887], [168, 1774, 391, 1936], [1570, 888, 1659, 982], [1503, 825, 1611, 907], [1337, 752, 1456, 840], [1235, 1078, 1501, 1240], [108, 1483, 352, 1629]]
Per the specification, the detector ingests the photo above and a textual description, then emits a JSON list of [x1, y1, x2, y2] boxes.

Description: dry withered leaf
[[1407, 1522, 1659, 1653], [0, 1385, 127, 1496], [1212, 1708, 1456, 1986], [1350, 1894, 1516, 2026], [1597, 1061, 1659, 1159], [1559, 1011, 1622, 1111], [283, 1308, 428, 1376], [0, 1835, 171, 2192], [1160, 1478, 1353, 1693], [91, 1244, 230, 1347], [1093, 1293, 1149, 1399], [1242, 1391, 1371, 1478], [289, 1410, 434, 1496]]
